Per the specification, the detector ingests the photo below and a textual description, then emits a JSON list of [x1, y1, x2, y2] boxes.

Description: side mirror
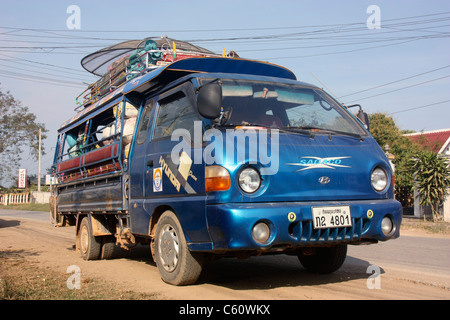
[[197, 83, 222, 119], [347, 104, 370, 131], [357, 109, 370, 131]]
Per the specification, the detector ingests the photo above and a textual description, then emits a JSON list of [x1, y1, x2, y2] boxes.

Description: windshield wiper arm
[[316, 128, 365, 140], [280, 126, 316, 138], [283, 126, 365, 140], [217, 122, 271, 128]]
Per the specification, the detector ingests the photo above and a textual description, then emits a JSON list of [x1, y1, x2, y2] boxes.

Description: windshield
[[212, 79, 367, 136]]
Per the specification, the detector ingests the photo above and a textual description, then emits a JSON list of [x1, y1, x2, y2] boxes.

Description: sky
[[0, 0, 449, 184]]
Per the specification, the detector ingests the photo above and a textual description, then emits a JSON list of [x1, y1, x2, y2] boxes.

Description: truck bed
[[56, 172, 125, 213]]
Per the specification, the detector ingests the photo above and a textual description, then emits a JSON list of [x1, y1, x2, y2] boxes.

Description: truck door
[[146, 82, 203, 197], [129, 98, 156, 227], [136, 81, 209, 242]]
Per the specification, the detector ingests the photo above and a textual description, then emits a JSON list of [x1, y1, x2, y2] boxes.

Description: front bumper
[[201, 199, 402, 252]]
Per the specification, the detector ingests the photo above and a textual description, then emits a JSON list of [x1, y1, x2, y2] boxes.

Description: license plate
[[312, 206, 352, 229]]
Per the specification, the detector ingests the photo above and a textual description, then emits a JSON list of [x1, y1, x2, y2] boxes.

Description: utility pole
[[38, 128, 41, 192]]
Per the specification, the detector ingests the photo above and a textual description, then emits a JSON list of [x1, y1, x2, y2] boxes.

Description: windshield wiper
[[328, 129, 365, 140], [217, 122, 272, 128], [283, 126, 365, 140]]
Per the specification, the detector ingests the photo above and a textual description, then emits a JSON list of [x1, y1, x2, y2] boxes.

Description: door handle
[[145, 159, 154, 175]]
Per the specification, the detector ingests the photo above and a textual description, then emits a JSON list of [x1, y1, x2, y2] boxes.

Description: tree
[[411, 152, 450, 221], [369, 113, 401, 149], [0, 85, 48, 183]]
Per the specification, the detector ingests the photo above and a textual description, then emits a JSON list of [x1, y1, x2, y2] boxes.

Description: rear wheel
[[78, 217, 102, 260], [298, 244, 347, 274], [101, 236, 116, 260], [154, 211, 203, 286]]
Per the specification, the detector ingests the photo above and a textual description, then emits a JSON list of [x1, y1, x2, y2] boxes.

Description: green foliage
[[0, 85, 48, 182], [411, 152, 450, 221], [369, 113, 400, 148], [365, 113, 450, 221]]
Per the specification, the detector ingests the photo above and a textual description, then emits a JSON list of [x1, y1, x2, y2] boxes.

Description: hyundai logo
[[318, 176, 331, 184]]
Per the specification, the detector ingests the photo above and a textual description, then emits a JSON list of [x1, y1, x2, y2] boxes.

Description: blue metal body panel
[[205, 133, 393, 203], [188, 130, 402, 251], [123, 57, 297, 95]]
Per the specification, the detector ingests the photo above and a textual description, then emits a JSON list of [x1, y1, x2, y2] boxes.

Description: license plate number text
[[312, 206, 352, 229]]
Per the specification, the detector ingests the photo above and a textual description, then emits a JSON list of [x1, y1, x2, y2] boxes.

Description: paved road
[[1, 209, 449, 300], [0, 209, 49, 221], [349, 233, 450, 277]]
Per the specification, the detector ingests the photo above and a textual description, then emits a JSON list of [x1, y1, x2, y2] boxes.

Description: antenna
[[310, 72, 347, 107]]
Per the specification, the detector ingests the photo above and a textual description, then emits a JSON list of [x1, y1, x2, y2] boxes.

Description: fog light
[[252, 222, 270, 244], [381, 216, 394, 235]]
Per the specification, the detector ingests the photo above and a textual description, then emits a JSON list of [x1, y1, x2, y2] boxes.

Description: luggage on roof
[[76, 37, 219, 109]]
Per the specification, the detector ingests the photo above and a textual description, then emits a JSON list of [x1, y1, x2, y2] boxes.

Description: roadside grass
[[401, 216, 450, 235], [0, 203, 50, 212], [0, 253, 158, 300]]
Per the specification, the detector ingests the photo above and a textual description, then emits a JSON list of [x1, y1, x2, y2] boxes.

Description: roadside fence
[[0, 193, 31, 205]]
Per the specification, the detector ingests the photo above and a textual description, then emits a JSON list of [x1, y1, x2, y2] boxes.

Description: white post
[[38, 128, 42, 192], [444, 188, 450, 222]]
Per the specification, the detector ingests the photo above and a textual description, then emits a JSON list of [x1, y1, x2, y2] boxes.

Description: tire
[[78, 217, 102, 260], [154, 211, 203, 286], [298, 244, 347, 274], [101, 236, 116, 260]]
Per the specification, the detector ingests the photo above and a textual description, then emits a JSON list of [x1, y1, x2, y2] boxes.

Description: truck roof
[[58, 57, 297, 133]]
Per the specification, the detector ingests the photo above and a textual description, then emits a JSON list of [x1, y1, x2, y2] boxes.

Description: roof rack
[[76, 37, 224, 110]]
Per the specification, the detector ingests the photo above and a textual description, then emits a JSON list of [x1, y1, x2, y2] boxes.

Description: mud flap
[[89, 214, 114, 236]]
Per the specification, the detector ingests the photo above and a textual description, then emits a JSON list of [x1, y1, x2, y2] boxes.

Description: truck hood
[[207, 130, 394, 203]]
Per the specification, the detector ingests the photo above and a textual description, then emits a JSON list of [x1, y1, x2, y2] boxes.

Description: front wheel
[[154, 211, 203, 286], [298, 244, 347, 274]]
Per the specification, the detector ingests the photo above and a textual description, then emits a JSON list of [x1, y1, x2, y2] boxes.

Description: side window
[[153, 91, 198, 140], [136, 99, 154, 144], [64, 122, 89, 159]]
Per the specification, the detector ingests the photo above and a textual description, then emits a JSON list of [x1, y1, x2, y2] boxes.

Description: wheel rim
[[80, 225, 89, 255], [158, 223, 180, 272]]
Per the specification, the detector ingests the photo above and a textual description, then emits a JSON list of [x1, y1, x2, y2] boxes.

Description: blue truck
[[51, 38, 402, 285]]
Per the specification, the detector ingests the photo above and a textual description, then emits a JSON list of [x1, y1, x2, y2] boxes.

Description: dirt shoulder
[[400, 216, 450, 238], [0, 216, 159, 300]]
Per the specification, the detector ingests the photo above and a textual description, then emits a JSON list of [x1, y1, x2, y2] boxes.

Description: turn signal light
[[205, 166, 231, 192]]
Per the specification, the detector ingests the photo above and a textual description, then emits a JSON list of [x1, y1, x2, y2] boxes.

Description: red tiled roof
[[404, 129, 450, 153]]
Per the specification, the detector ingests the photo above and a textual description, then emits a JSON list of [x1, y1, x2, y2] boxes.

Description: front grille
[[290, 218, 369, 245]]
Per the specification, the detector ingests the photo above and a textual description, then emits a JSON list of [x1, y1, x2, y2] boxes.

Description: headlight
[[371, 167, 388, 192], [238, 167, 261, 193]]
